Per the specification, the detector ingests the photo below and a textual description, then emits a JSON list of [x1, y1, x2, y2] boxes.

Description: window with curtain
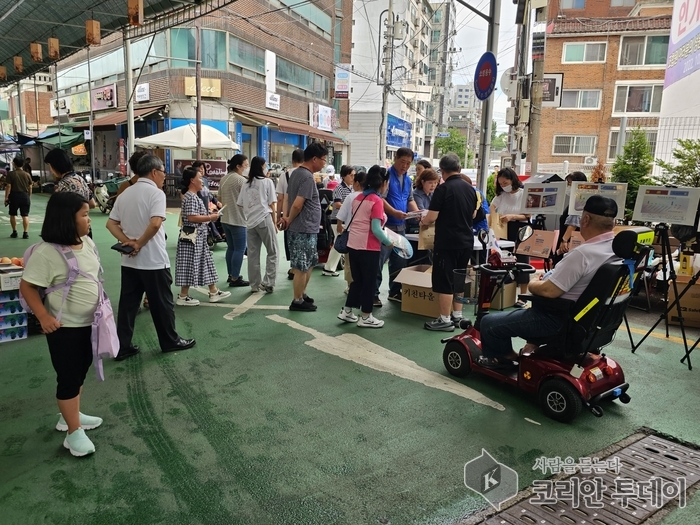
[[614, 85, 663, 113], [560, 89, 601, 109], [170, 28, 196, 68], [201, 30, 226, 70], [563, 42, 606, 63], [619, 35, 669, 66], [229, 35, 265, 74]]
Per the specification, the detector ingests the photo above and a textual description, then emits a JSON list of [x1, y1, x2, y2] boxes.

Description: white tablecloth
[[403, 234, 514, 251]]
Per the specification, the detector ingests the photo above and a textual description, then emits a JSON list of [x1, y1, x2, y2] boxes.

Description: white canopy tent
[[133, 124, 239, 150]]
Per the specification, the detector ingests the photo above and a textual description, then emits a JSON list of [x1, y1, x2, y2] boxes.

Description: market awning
[[233, 109, 345, 144], [35, 131, 85, 149], [72, 106, 164, 131]]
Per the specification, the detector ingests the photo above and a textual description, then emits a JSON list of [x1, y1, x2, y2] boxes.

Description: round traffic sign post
[[474, 51, 497, 101]]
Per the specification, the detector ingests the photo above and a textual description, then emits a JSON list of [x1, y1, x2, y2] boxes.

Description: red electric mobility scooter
[[442, 227, 653, 422]]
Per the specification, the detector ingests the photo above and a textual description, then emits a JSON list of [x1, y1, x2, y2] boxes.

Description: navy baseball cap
[[583, 195, 617, 218]]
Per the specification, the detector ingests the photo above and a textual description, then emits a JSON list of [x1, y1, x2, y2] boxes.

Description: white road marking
[[267, 314, 505, 411], [524, 418, 541, 425]]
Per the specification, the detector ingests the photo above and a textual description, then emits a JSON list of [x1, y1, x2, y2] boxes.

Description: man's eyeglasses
[[155, 168, 165, 173]]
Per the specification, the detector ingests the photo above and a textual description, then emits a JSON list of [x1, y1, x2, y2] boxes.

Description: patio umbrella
[[133, 124, 239, 150]]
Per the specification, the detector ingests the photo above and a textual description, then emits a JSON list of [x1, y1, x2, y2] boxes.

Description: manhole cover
[[484, 435, 699, 525]]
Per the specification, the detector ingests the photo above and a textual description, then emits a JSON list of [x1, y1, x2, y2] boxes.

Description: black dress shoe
[[162, 338, 196, 354], [115, 345, 140, 361]]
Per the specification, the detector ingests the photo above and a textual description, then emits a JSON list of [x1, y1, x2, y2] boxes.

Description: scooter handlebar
[[515, 262, 537, 274], [479, 262, 537, 275]]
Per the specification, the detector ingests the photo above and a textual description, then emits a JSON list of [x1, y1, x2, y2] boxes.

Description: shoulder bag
[[334, 195, 368, 254]]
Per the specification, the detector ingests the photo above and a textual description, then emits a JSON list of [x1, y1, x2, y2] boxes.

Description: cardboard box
[[418, 224, 435, 250], [0, 290, 20, 303], [0, 326, 27, 344], [0, 301, 25, 315], [668, 276, 700, 328], [490, 281, 517, 310], [516, 230, 555, 258], [0, 265, 23, 291], [491, 213, 509, 240], [0, 313, 27, 329], [395, 264, 441, 318]]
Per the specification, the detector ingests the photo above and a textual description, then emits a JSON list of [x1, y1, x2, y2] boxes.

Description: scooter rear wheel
[[443, 341, 472, 378]]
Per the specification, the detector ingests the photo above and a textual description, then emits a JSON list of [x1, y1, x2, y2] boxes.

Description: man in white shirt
[[107, 155, 195, 359], [478, 196, 618, 368]]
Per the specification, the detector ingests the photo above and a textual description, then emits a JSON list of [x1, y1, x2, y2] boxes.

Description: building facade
[[449, 83, 480, 154], [348, 0, 455, 164], [537, 0, 672, 174], [49, 0, 353, 176]]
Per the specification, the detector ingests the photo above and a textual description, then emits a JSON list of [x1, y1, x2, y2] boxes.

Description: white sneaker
[[56, 412, 103, 432], [337, 308, 358, 323], [177, 295, 200, 306], [357, 314, 384, 328], [63, 428, 95, 457], [209, 290, 231, 303]]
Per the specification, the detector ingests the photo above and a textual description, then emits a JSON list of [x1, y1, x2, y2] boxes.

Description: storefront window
[[201, 30, 226, 70], [269, 131, 302, 167]]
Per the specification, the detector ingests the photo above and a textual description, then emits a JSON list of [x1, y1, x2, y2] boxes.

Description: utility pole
[[527, 4, 547, 176], [16, 82, 24, 134], [195, 17, 202, 160], [124, 30, 135, 158], [378, 0, 393, 164], [476, 0, 500, 195], [87, 46, 97, 180]]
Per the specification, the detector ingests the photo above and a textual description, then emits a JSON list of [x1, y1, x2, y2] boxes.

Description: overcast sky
[[451, 0, 520, 132]]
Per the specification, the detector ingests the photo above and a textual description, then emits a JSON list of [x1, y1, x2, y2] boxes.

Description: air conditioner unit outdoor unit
[[584, 156, 598, 166]]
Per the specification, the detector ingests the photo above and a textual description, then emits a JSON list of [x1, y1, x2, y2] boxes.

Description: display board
[[631, 186, 700, 226], [568, 182, 627, 220], [519, 182, 567, 215]]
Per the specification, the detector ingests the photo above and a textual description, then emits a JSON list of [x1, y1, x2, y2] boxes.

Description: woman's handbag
[[179, 225, 197, 244], [334, 195, 368, 254]]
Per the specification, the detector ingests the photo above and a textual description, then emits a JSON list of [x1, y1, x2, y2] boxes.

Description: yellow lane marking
[[267, 314, 506, 411], [621, 326, 688, 345]]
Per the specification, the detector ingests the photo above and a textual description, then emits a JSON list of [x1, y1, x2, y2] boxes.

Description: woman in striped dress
[[175, 167, 231, 306]]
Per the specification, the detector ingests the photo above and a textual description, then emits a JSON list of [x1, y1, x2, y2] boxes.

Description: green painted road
[[0, 195, 697, 524]]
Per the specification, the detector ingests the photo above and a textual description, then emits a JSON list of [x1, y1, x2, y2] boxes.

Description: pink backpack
[[20, 242, 119, 382]]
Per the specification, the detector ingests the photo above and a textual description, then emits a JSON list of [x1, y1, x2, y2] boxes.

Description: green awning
[[36, 131, 85, 149]]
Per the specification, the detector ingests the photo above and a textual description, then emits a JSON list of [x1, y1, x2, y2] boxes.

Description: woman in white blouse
[[489, 168, 531, 306]]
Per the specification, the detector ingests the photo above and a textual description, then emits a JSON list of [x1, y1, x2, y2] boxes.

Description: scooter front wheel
[[443, 341, 472, 378]]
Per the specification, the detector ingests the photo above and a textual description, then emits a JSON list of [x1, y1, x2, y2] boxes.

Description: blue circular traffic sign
[[474, 52, 497, 101]]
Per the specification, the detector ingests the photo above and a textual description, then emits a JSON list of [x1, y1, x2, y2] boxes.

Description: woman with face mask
[[489, 167, 531, 306], [555, 171, 588, 259]]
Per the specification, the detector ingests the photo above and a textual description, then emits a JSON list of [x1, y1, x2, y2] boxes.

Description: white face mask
[[501, 185, 512, 194], [242, 167, 250, 177]]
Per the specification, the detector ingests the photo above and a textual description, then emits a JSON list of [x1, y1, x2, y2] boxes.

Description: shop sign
[[184, 77, 221, 98], [334, 64, 350, 99], [135, 83, 150, 102], [175, 159, 228, 190], [92, 84, 116, 111], [266, 92, 280, 111], [386, 114, 412, 148], [309, 103, 334, 132], [72, 143, 87, 155]]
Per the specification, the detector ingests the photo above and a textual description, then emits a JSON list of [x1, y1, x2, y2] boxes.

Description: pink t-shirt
[[347, 193, 387, 251]]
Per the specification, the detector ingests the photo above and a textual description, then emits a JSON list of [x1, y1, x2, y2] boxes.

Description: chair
[[521, 228, 653, 359]]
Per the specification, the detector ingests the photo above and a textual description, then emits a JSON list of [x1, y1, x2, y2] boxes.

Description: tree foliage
[[435, 127, 466, 163], [486, 173, 496, 204], [657, 138, 700, 188], [610, 128, 653, 220]]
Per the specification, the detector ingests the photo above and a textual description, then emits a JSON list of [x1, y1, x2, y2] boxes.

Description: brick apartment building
[[538, 0, 672, 173], [50, 0, 352, 173]]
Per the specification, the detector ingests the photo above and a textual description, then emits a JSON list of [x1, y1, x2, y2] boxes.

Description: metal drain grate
[[485, 435, 700, 525]]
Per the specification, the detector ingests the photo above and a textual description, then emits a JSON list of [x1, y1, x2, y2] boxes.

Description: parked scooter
[[93, 180, 115, 214]]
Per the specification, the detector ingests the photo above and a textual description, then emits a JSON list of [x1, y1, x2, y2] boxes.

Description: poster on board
[[632, 186, 700, 227], [568, 182, 627, 220], [519, 182, 567, 215]]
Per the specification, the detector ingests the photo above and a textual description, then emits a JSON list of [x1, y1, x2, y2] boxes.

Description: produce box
[[0, 313, 27, 329], [395, 265, 441, 318], [0, 326, 27, 344], [0, 301, 25, 315]]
